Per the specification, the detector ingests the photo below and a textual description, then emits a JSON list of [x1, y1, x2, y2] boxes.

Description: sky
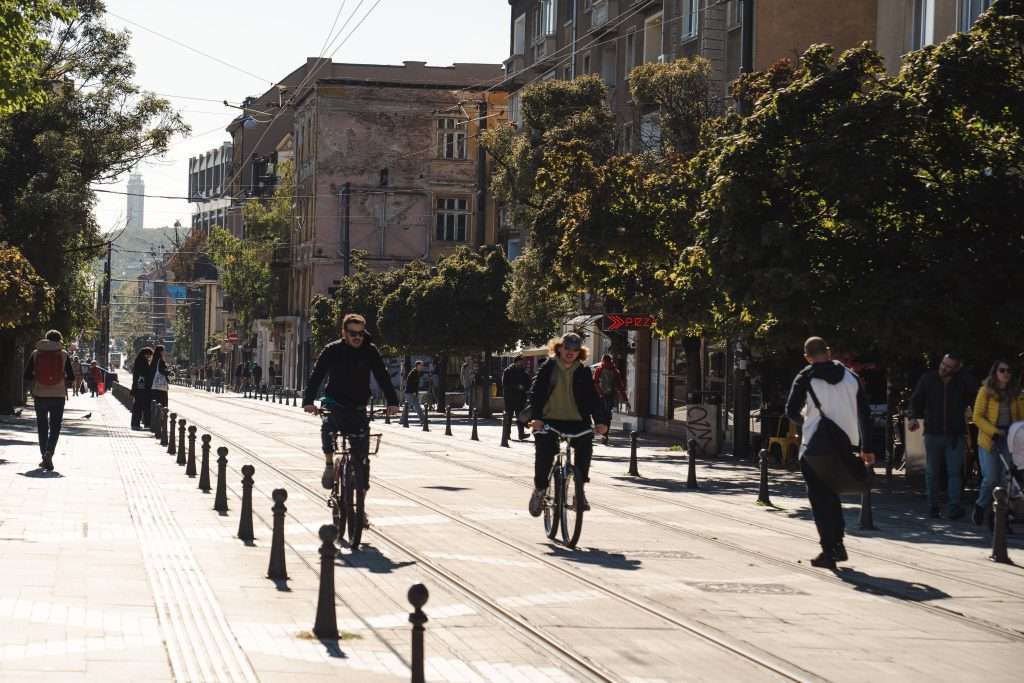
[[96, 0, 510, 233]]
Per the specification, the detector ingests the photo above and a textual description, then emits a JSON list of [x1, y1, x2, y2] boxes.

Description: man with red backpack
[[23, 330, 75, 471], [593, 354, 629, 444]]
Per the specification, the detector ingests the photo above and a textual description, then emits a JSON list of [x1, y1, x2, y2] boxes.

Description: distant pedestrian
[[908, 353, 977, 519], [87, 361, 103, 397], [242, 361, 252, 391], [785, 337, 874, 570], [23, 330, 75, 470], [405, 361, 426, 423], [148, 345, 171, 412], [71, 355, 83, 396], [253, 362, 263, 390], [502, 355, 531, 440], [129, 348, 153, 430], [971, 360, 1024, 527], [593, 354, 630, 444], [234, 362, 244, 392], [460, 359, 475, 409]]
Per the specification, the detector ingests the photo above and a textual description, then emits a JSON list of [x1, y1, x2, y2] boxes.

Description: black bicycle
[[320, 408, 382, 550], [537, 424, 592, 548]]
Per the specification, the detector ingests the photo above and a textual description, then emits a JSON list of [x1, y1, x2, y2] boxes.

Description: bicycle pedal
[[326, 498, 336, 508]]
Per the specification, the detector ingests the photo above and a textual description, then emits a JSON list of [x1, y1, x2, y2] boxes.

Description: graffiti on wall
[[686, 404, 716, 457]]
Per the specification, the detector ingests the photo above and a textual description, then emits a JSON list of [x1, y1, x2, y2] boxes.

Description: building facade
[[188, 142, 233, 235], [126, 173, 144, 232]]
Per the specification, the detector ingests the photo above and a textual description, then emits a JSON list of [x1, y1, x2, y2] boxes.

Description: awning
[[206, 345, 221, 354], [567, 314, 603, 328]]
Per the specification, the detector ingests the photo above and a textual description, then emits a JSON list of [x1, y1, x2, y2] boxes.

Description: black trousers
[[533, 420, 593, 490], [801, 457, 845, 550], [35, 397, 66, 457], [151, 390, 168, 408], [131, 389, 152, 429], [321, 406, 371, 489], [506, 398, 527, 438]]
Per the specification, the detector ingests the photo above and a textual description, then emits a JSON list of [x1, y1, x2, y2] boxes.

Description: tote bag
[[803, 383, 868, 495]]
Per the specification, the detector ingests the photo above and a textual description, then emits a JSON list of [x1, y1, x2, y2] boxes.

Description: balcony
[[531, 34, 559, 65], [592, 0, 619, 29], [503, 54, 526, 78]]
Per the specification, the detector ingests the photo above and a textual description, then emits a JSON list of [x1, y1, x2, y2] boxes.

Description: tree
[[506, 247, 573, 346], [0, 0, 71, 114], [309, 294, 335, 357], [171, 303, 191, 364], [207, 226, 272, 337], [0, 242, 52, 329], [331, 250, 403, 349]]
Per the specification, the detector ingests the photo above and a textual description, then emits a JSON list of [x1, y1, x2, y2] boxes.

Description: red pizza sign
[[603, 314, 656, 331]]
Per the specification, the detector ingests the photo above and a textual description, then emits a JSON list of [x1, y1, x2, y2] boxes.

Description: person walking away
[[23, 330, 75, 470], [88, 361, 103, 397], [908, 353, 976, 519], [971, 361, 1024, 527], [502, 354, 531, 440], [148, 345, 171, 413], [243, 361, 252, 392], [234, 362, 244, 392], [526, 334, 610, 515], [71, 355, 83, 396], [593, 354, 631, 444], [460, 359, 475, 410], [253, 363, 263, 391], [405, 361, 426, 424], [129, 348, 153, 430], [785, 337, 874, 570]]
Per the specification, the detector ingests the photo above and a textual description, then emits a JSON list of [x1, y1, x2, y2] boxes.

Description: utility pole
[[99, 242, 112, 368], [340, 182, 351, 276]]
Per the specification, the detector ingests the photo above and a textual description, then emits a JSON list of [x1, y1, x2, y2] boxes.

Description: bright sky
[[96, 0, 510, 233]]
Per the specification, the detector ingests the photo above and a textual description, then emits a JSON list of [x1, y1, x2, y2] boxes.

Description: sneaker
[[832, 542, 848, 563], [948, 506, 966, 521], [528, 488, 544, 517], [928, 507, 942, 519], [972, 504, 985, 526], [40, 454, 54, 471], [321, 463, 335, 490], [810, 551, 837, 570]]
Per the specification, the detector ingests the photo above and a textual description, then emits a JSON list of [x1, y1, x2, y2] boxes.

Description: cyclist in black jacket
[[303, 313, 399, 489]]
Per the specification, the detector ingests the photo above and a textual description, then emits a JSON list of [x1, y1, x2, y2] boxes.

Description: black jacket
[[785, 360, 872, 448], [131, 361, 150, 394], [910, 370, 976, 437], [502, 364, 531, 408], [303, 335, 399, 407], [525, 358, 611, 425], [404, 368, 422, 395]]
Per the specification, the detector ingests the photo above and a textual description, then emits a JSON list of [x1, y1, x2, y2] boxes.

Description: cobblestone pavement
[[1, 385, 1022, 682]]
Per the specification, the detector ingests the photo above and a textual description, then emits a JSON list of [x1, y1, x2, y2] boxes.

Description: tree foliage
[[331, 250, 403, 347], [0, 241, 52, 329], [0, 0, 71, 114], [171, 302, 191, 364], [207, 226, 271, 336]]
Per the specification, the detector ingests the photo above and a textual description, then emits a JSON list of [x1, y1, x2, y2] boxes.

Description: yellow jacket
[[972, 386, 1024, 451]]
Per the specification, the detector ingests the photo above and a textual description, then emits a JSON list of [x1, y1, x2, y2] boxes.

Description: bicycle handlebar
[[534, 424, 594, 440]]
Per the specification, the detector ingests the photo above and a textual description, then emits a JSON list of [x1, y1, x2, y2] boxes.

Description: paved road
[[2, 384, 1022, 681]]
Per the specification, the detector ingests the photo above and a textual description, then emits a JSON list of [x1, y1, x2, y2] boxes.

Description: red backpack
[[35, 349, 65, 387]]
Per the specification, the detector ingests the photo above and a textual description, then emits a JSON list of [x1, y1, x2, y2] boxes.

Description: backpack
[[598, 366, 617, 396], [803, 381, 868, 495], [35, 349, 65, 387]]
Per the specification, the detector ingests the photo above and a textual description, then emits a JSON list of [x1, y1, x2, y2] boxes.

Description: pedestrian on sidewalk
[[129, 348, 153, 430], [502, 354, 531, 440], [87, 360, 103, 397], [234, 361, 244, 392], [23, 330, 75, 470], [593, 354, 630, 444], [70, 355, 83, 396], [971, 360, 1023, 527], [461, 359, 476, 411], [908, 353, 977, 519], [148, 345, 171, 412], [405, 361, 426, 424], [252, 362, 263, 391], [785, 336, 874, 570]]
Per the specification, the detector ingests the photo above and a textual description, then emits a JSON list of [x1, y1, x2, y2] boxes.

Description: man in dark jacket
[[526, 333, 610, 515], [404, 361, 426, 424], [303, 313, 399, 490], [502, 354, 531, 440], [908, 353, 976, 519]]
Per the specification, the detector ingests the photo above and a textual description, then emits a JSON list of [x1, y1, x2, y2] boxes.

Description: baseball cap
[[561, 333, 582, 350]]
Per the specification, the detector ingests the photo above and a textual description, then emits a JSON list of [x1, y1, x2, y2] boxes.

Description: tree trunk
[[683, 336, 703, 404], [478, 350, 493, 418], [0, 332, 26, 415]]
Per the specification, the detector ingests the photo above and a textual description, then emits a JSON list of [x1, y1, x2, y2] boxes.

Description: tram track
[[172, 389, 825, 682]]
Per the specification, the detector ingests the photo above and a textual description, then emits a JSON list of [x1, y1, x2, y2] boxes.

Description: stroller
[[1002, 421, 1024, 520]]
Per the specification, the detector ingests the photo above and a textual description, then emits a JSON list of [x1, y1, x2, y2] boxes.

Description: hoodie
[[23, 340, 75, 399], [785, 360, 872, 455]]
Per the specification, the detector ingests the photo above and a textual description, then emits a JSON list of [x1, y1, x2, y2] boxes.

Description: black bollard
[[756, 448, 772, 506], [159, 406, 168, 446], [991, 487, 1011, 564], [859, 465, 877, 530], [312, 524, 339, 639], [199, 434, 212, 493], [267, 489, 288, 580], [292, 391, 297, 407], [687, 438, 699, 490], [150, 403, 158, 436], [421, 409, 429, 432], [186, 426, 197, 477], [401, 402, 409, 428], [408, 583, 429, 683], [238, 465, 255, 543], [176, 419, 187, 466], [444, 407, 452, 436], [628, 431, 640, 476], [500, 411, 511, 448], [385, 405, 391, 424], [167, 413, 178, 455], [470, 408, 479, 441], [214, 447, 229, 513]]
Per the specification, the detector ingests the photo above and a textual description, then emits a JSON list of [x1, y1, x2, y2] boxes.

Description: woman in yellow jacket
[[972, 360, 1024, 526]]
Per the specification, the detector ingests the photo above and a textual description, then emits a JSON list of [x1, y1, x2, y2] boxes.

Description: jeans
[[405, 393, 425, 423], [35, 397, 66, 457], [924, 434, 965, 512], [131, 389, 151, 429], [533, 420, 593, 490], [320, 406, 370, 489], [977, 436, 1009, 509], [801, 456, 845, 550]]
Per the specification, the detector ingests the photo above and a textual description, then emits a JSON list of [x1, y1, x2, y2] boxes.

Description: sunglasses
[[997, 367, 1011, 374], [345, 329, 365, 337]]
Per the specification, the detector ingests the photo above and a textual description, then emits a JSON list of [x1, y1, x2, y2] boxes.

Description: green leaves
[[0, 242, 52, 329], [207, 227, 272, 336]]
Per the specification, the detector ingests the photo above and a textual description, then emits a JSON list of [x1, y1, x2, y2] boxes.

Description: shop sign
[[603, 314, 656, 331]]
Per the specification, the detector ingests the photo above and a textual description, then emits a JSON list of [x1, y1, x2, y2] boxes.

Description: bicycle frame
[[536, 425, 593, 548]]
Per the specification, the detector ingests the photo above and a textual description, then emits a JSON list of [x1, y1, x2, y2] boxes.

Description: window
[[513, 14, 526, 55], [437, 118, 467, 160], [508, 92, 521, 125], [601, 46, 617, 86], [583, 0, 592, 11], [625, 32, 636, 75], [960, 0, 993, 31], [582, 52, 591, 74], [621, 122, 634, 153], [727, 0, 742, 28], [643, 12, 663, 63], [681, 0, 698, 40], [534, 0, 556, 39], [435, 198, 470, 242], [911, 0, 935, 50]]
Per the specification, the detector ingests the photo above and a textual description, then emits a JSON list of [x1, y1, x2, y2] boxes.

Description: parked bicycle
[[537, 424, 592, 548], [319, 406, 382, 550]]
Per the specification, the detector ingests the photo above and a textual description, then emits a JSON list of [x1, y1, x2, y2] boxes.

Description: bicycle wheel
[[543, 468, 560, 540], [560, 464, 584, 548], [348, 488, 366, 550], [331, 462, 346, 541]]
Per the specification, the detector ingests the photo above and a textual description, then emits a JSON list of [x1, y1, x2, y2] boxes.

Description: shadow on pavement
[[0, 437, 38, 447], [835, 567, 950, 602], [543, 543, 642, 571], [18, 468, 64, 479], [338, 543, 416, 573], [320, 639, 346, 659], [268, 577, 291, 592], [421, 485, 470, 492]]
